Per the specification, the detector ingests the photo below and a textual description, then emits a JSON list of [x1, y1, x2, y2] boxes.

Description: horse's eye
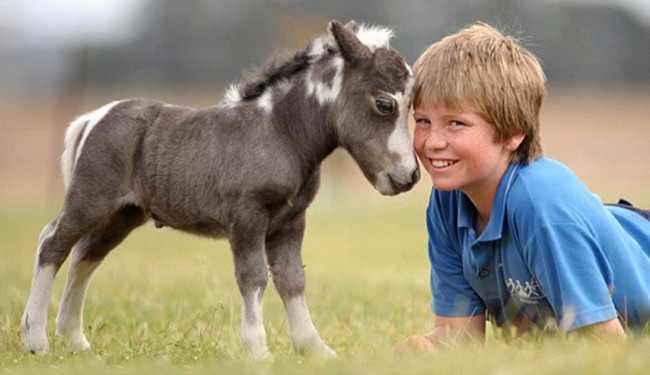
[[375, 98, 395, 114]]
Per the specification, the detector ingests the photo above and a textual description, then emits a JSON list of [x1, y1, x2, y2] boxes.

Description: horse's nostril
[[411, 168, 420, 183], [388, 172, 416, 193]]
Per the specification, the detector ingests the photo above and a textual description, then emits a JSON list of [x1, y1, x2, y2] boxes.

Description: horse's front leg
[[230, 220, 272, 360], [265, 214, 336, 358]]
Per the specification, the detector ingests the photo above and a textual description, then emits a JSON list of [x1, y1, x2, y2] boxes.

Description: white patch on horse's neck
[[221, 84, 242, 107], [276, 78, 293, 95], [356, 24, 393, 51], [305, 56, 344, 105], [257, 90, 273, 113], [308, 36, 330, 63]]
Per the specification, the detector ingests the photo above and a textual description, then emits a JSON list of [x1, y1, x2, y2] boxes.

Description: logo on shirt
[[505, 277, 545, 304]]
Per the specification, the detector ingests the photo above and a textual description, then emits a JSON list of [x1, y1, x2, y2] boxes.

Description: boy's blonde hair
[[413, 23, 546, 163]]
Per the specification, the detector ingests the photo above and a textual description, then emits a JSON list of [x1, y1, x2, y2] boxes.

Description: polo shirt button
[[479, 269, 490, 278]]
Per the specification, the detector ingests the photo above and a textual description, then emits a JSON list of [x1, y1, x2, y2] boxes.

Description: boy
[[399, 23, 650, 351]]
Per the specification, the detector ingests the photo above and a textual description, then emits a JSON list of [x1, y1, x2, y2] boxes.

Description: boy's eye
[[449, 120, 464, 127], [415, 118, 430, 125]]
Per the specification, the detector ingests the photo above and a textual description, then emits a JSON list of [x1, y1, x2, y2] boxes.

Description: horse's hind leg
[[22, 194, 123, 353], [21, 216, 65, 354], [55, 205, 148, 351], [22, 208, 104, 354]]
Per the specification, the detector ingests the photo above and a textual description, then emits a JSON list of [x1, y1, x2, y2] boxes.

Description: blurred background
[[1, 0, 649, 206]]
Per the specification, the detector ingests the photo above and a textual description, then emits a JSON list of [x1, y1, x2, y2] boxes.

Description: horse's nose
[[411, 167, 420, 185], [388, 167, 420, 193]]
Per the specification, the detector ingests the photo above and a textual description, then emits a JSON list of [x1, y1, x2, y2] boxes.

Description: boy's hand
[[394, 335, 435, 355]]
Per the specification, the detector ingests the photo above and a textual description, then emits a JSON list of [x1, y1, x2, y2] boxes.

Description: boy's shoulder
[[507, 157, 600, 219], [515, 157, 577, 187]]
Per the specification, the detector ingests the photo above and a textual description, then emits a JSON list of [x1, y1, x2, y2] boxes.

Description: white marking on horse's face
[[356, 24, 393, 51], [374, 74, 418, 195], [306, 57, 344, 105], [257, 90, 273, 113]]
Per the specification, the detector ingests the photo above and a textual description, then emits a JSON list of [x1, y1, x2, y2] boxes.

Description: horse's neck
[[271, 84, 338, 172]]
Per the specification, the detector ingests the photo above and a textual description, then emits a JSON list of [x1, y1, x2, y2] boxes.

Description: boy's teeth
[[432, 160, 454, 167]]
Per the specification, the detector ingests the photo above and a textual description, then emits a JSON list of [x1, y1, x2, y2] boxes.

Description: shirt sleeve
[[427, 192, 485, 317], [521, 223, 618, 330]]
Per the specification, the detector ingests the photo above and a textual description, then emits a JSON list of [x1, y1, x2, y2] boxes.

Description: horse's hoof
[[67, 334, 91, 352], [25, 339, 49, 355]]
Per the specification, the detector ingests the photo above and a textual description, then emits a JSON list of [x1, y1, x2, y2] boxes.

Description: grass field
[[1, 87, 649, 374], [4, 185, 650, 375]]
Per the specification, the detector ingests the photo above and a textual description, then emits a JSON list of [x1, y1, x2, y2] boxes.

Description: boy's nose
[[424, 129, 447, 150]]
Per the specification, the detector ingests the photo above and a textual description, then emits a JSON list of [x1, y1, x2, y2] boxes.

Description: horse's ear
[[329, 20, 371, 66], [344, 20, 360, 33]]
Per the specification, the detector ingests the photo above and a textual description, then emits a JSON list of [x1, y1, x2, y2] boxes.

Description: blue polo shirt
[[427, 157, 650, 331]]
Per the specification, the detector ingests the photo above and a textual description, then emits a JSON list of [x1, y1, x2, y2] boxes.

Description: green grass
[[2, 181, 650, 374]]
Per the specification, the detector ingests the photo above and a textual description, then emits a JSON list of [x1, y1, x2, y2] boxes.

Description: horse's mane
[[223, 34, 333, 104], [222, 22, 393, 105], [238, 47, 316, 101]]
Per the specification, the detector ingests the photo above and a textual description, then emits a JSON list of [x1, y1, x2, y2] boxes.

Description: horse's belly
[[139, 197, 229, 238]]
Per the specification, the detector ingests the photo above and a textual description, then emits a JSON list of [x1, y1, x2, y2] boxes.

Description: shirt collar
[[457, 162, 522, 242]]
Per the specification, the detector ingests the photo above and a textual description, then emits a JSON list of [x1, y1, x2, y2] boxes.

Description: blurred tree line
[[3, 0, 649, 95]]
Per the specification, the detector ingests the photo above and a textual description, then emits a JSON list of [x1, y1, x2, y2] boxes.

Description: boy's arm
[[570, 318, 626, 338], [424, 313, 486, 345]]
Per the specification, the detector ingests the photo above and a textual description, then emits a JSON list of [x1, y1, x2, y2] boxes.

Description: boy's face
[[413, 104, 521, 199]]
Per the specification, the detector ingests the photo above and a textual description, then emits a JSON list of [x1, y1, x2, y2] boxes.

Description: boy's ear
[[506, 133, 526, 151], [328, 20, 371, 66]]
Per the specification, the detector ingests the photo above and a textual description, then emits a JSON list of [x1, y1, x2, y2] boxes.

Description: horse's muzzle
[[388, 167, 420, 193]]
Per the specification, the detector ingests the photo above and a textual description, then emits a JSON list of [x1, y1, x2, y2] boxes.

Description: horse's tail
[[60, 101, 122, 190]]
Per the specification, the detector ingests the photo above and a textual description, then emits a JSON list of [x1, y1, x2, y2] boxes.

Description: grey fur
[[22, 20, 419, 358]]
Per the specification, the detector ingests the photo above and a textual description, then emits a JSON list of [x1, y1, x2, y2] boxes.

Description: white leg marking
[[55, 249, 97, 352], [285, 295, 336, 358], [241, 287, 271, 360], [22, 264, 57, 354], [22, 221, 59, 353], [375, 75, 417, 194]]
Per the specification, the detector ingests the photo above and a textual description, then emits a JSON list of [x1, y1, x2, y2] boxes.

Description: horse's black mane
[[238, 38, 334, 101]]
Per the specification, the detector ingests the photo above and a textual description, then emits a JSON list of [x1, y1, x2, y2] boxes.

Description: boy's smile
[[431, 159, 457, 168], [412, 105, 523, 212]]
